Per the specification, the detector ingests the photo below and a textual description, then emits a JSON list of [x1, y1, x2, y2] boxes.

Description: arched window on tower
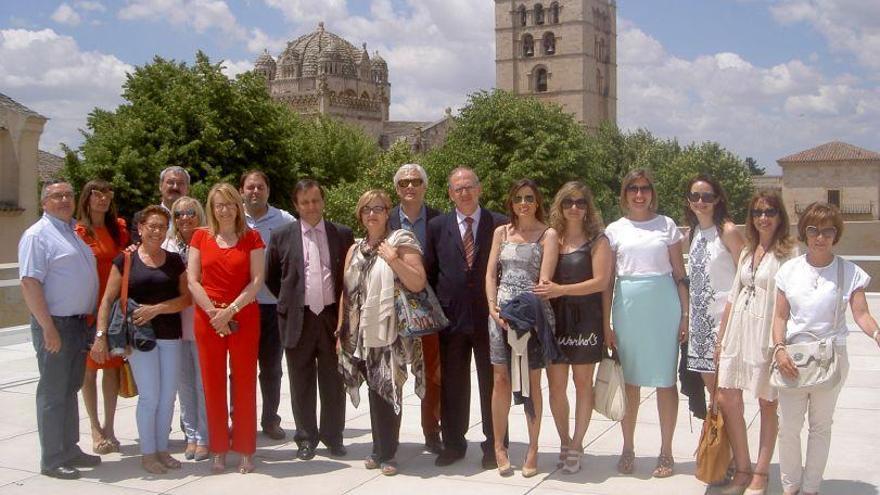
[[549, 2, 560, 24], [523, 34, 535, 57], [543, 32, 556, 55], [536, 68, 548, 92], [535, 4, 545, 25], [518, 5, 527, 27]]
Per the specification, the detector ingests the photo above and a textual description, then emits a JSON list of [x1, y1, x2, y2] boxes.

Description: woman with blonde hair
[[188, 183, 265, 474], [535, 181, 612, 474]]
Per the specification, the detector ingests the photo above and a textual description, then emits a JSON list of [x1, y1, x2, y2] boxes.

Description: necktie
[[306, 228, 324, 315], [463, 216, 475, 269]]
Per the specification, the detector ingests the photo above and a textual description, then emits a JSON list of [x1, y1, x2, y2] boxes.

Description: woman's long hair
[[683, 174, 733, 241], [504, 179, 545, 229], [744, 190, 794, 258], [549, 181, 603, 241], [76, 179, 123, 247]]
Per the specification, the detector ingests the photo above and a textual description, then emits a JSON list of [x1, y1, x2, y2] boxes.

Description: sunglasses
[[750, 208, 779, 218], [512, 195, 536, 204], [561, 198, 588, 210], [625, 185, 652, 194], [361, 205, 387, 215], [397, 178, 423, 188], [174, 208, 197, 219], [687, 191, 718, 204], [91, 190, 115, 201], [805, 226, 837, 239]]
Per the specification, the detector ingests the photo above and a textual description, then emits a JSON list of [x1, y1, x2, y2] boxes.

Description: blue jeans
[[178, 339, 208, 446], [31, 316, 88, 470], [128, 339, 181, 454]]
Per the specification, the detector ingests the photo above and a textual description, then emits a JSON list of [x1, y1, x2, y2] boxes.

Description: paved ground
[[0, 300, 878, 495]]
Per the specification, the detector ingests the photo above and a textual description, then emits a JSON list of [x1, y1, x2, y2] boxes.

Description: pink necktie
[[306, 229, 324, 315]]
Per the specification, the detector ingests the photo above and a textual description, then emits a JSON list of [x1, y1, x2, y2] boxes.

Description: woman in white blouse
[[605, 169, 689, 478], [773, 202, 880, 495]]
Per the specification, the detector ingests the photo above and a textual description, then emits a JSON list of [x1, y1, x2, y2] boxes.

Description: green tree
[[745, 156, 765, 175]]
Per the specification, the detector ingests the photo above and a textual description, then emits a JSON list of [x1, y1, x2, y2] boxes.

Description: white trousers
[[777, 346, 848, 494]]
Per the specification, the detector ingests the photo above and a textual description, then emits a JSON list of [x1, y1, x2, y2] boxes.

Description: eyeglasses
[[686, 191, 718, 204], [397, 178, 424, 188], [625, 185, 652, 195], [451, 184, 477, 195], [213, 202, 235, 211], [750, 208, 779, 218], [90, 190, 114, 201], [512, 195, 536, 204], [174, 208, 197, 219], [805, 226, 837, 239], [142, 223, 167, 232], [561, 198, 588, 210], [361, 205, 387, 215], [46, 191, 75, 201]]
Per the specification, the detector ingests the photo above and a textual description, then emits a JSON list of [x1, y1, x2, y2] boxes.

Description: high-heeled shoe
[[521, 466, 539, 478], [495, 449, 513, 477], [210, 453, 226, 474], [743, 472, 769, 495], [238, 454, 255, 474], [720, 470, 753, 495]]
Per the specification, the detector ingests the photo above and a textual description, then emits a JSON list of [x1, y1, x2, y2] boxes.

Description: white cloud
[[75, 1, 106, 12], [220, 59, 253, 78], [261, 0, 349, 24], [0, 29, 131, 153], [51, 3, 82, 26], [118, 0, 248, 40]]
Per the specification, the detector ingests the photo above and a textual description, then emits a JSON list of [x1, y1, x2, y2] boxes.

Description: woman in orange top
[[188, 183, 265, 474], [76, 179, 129, 455]]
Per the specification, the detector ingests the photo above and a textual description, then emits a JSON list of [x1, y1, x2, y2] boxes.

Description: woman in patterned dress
[[684, 175, 744, 400], [486, 179, 558, 478]]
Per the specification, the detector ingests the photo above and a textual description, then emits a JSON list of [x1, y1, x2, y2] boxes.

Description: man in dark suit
[[425, 167, 507, 469], [388, 163, 443, 455], [265, 179, 354, 461]]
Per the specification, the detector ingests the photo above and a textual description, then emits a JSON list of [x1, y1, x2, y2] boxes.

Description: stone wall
[[781, 160, 880, 220]]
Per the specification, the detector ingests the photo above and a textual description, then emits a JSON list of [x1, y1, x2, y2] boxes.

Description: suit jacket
[[265, 218, 355, 348], [388, 204, 441, 248], [425, 208, 508, 334]]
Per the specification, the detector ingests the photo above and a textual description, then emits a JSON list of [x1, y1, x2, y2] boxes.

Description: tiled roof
[[777, 141, 880, 163], [37, 150, 64, 182], [0, 92, 45, 119]]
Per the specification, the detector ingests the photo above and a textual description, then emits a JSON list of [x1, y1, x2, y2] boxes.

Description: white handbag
[[594, 349, 626, 421]]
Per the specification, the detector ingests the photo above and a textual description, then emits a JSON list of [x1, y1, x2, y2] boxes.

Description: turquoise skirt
[[612, 275, 681, 387]]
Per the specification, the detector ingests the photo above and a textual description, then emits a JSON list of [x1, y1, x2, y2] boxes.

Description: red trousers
[[421, 333, 442, 435], [195, 303, 260, 454]]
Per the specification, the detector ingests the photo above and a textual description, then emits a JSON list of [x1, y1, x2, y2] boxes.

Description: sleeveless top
[[550, 235, 605, 364]]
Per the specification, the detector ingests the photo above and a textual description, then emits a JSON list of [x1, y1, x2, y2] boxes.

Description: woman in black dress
[[535, 181, 613, 474]]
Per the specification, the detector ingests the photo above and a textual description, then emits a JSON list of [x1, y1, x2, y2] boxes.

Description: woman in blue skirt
[[605, 169, 689, 478]]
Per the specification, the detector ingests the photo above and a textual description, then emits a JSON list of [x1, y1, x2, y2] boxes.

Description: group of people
[[18, 163, 880, 495]]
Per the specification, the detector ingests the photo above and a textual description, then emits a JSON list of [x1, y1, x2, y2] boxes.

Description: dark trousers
[[31, 316, 88, 470], [439, 327, 498, 455], [368, 382, 401, 462], [286, 305, 345, 446], [258, 304, 283, 428], [421, 333, 442, 437]]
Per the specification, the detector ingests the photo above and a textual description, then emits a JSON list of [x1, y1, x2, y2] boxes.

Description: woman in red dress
[[187, 183, 264, 474], [76, 179, 129, 455]]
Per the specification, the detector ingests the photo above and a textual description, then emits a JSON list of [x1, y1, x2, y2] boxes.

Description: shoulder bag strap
[[832, 255, 845, 333], [120, 250, 132, 317]]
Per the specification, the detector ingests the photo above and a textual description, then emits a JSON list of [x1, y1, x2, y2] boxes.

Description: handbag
[[769, 256, 843, 390], [394, 282, 449, 338], [695, 352, 731, 483], [118, 359, 138, 398], [593, 348, 626, 421], [108, 251, 156, 355]]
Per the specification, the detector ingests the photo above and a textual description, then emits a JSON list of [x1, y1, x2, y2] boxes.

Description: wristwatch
[[95, 330, 105, 338]]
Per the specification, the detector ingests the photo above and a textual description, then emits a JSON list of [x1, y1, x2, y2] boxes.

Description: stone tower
[[495, 0, 617, 130]]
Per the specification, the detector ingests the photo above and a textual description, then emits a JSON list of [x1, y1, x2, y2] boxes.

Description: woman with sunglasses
[[605, 169, 688, 478], [486, 179, 558, 477], [683, 175, 744, 398], [76, 179, 129, 455], [714, 191, 794, 495], [772, 202, 879, 495], [162, 197, 210, 462], [535, 181, 611, 474]]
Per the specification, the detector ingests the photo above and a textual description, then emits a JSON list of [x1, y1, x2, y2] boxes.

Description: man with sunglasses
[[240, 170, 295, 441], [265, 179, 354, 461], [388, 164, 443, 454], [19, 181, 102, 479]]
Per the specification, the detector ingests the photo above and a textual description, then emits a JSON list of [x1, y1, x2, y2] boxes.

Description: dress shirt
[[455, 207, 482, 240], [301, 219, 335, 305], [246, 205, 295, 304], [18, 213, 99, 316], [398, 204, 427, 247]]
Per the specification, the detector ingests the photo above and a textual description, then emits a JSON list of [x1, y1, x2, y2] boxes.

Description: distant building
[[777, 141, 880, 220], [0, 92, 47, 264], [253, 22, 451, 151], [494, 0, 617, 130]]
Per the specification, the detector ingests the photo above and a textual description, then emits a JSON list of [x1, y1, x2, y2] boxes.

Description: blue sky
[[2, 0, 879, 175]]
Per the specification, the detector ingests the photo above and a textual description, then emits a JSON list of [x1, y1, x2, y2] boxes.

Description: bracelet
[[229, 302, 241, 314], [772, 342, 787, 360], [873, 330, 879, 341]]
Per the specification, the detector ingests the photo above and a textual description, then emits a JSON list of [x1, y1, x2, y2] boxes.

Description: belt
[[52, 314, 88, 320]]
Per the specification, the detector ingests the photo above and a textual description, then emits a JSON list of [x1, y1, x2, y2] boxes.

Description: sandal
[[652, 454, 675, 478], [617, 450, 635, 475], [562, 447, 583, 474], [210, 453, 226, 474], [556, 446, 568, 469], [157, 452, 182, 470], [364, 454, 380, 470], [380, 461, 398, 476], [93, 439, 115, 455], [141, 454, 167, 474], [744, 472, 769, 495], [238, 455, 255, 474]]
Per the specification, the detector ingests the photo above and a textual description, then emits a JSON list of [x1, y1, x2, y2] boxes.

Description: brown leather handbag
[[695, 361, 731, 483]]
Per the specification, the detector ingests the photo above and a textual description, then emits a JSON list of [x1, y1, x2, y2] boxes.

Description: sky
[[2, 0, 879, 175]]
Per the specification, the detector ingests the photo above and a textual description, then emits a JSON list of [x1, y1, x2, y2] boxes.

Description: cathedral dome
[[370, 52, 388, 70], [254, 49, 275, 68], [288, 22, 363, 78]]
